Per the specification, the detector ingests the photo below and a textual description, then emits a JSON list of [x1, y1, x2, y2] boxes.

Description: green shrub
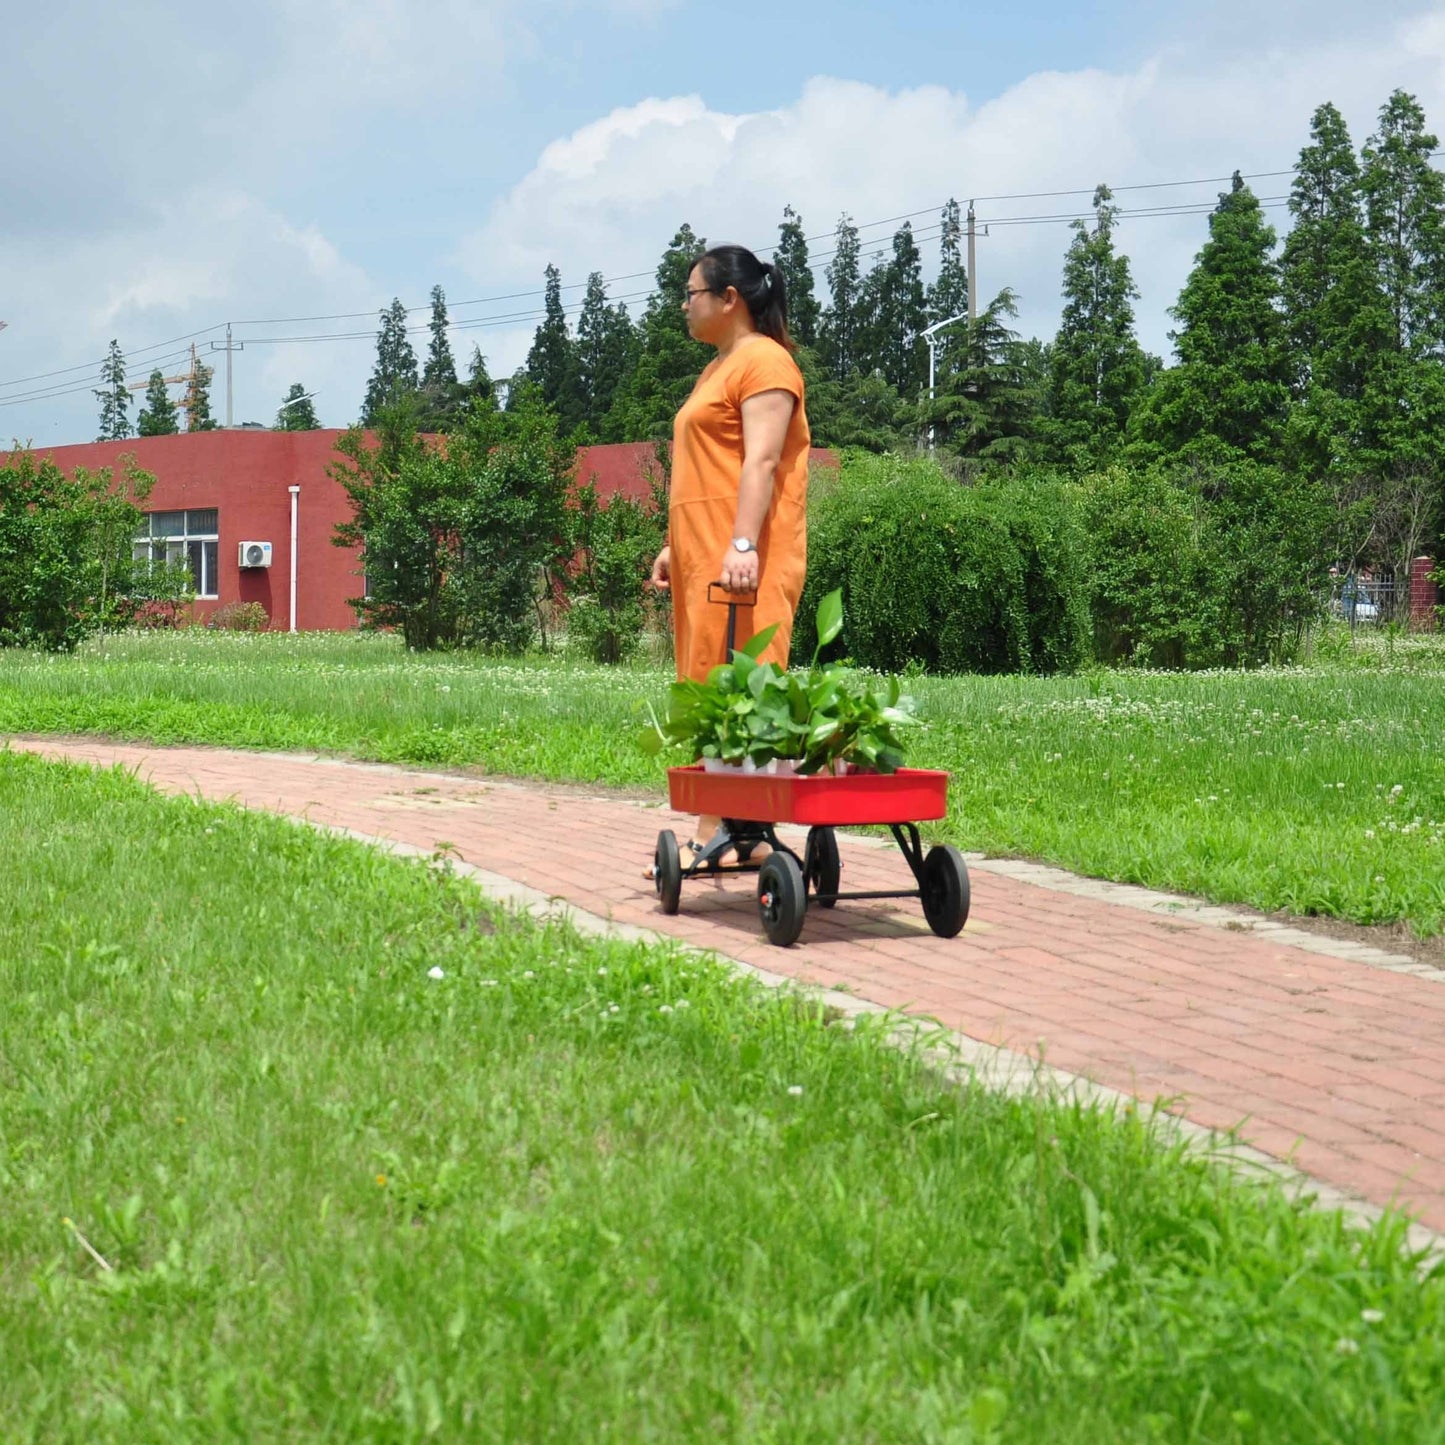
[[208, 601, 270, 632], [1080, 460, 1332, 668], [796, 452, 1090, 675], [565, 477, 665, 665]]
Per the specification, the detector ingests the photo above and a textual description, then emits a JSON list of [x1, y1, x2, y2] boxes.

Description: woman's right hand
[[650, 545, 671, 591]]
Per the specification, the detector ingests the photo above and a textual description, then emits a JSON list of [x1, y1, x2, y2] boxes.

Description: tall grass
[[3, 750, 1444, 1442], [1, 628, 1442, 934]]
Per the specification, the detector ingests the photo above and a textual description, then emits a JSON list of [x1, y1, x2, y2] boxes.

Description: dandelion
[[376, 1174, 388, 1187], [427, 966, 445, 980], [1361, 1308, 1385, 1325], [787, 1085, 804, 1097]]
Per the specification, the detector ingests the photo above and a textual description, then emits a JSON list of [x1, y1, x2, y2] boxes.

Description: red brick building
[[7, 432, 828, 632]]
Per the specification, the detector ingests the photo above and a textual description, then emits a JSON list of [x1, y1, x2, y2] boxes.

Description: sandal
[[644, 840, 707, 881]]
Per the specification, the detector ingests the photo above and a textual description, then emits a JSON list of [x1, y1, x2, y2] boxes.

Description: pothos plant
[[642, 589, 918, 774]]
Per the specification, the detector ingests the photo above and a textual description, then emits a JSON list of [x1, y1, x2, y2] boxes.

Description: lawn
[[4, 749, 1445, 1442], [1, 627, 1442, 936]]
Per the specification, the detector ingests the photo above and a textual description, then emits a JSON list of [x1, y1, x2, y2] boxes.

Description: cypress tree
[[276, 383, 320, 430], [575, 273, 637, 435], [603, 224, 707, 441], [929, 289, 1039, 460], [1361, 89, 1445, 357], [422, 285, 458, 389], [361, 299, 419, 424], [526, 264, 572, 413], [1280, 103, 1391, 477], [819, 213, 863, 382], [185, 357, 217, 432], [926, 200, 970, 356], [774, 205, 819, 348], [1046, 185, 1146, 467], [868, 222, 928, 398], [94, 340, 131, 441], [137, 369, 180, 436], [1133, 173, 1291, 461]]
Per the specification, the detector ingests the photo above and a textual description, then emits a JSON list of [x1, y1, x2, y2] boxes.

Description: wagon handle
[[707, 583, 758, 659]]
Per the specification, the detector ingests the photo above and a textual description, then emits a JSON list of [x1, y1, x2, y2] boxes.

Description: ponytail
[[694, 245, 794, 351]]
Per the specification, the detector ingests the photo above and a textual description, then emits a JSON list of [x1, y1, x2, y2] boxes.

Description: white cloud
[[460, 13, 1445, 380]]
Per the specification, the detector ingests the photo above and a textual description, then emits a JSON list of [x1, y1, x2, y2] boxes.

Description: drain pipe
[[288, 485, 300, 632]]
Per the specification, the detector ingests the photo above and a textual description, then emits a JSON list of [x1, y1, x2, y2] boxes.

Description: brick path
[[15, 736, 1445, 1237]]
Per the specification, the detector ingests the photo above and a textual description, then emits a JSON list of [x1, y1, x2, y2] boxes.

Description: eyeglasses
[[683, 287, 715, 304]]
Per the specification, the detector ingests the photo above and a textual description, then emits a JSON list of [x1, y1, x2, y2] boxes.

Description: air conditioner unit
[[238, 541, 273, 568]]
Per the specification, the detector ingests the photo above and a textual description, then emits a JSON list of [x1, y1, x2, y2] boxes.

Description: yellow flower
[[376, 1174, 388, 1187]]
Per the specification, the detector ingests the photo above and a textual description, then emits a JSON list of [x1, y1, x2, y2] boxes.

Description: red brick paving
[[13, 736, 1445, 1234]]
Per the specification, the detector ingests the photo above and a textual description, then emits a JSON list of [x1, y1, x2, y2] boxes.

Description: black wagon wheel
[[654, 830, 682, 916], [804, 826, 841, 909], [920, 845, 970, 938], [757, 852, 807, 947]]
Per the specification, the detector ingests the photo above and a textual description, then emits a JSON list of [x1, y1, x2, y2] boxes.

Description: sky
[[3, 0, 1445, 445]]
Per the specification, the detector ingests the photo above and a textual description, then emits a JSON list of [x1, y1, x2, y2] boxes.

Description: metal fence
[[1328, 574, 1405, 627]]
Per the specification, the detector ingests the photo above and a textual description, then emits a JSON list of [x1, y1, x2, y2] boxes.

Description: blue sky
[[3, 0, 1442, 444]]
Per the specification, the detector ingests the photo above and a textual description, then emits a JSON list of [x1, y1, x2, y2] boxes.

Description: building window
[[134, 509, 220, 598]]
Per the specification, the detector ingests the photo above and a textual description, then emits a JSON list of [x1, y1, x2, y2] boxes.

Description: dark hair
[[693, 244, 793, 351]]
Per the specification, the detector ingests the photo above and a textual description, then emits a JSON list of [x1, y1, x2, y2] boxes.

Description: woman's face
[[682, 264, 731, 344]]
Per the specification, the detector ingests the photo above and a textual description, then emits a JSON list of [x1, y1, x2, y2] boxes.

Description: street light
[[922, 312, 968, 452]]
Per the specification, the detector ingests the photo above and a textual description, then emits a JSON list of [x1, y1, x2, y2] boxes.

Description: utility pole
[[208, 323, 244, 427], [966, 201, 977, 324]]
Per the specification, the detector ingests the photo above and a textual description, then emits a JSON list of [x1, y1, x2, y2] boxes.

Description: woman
[[649, 243, 811, 872]]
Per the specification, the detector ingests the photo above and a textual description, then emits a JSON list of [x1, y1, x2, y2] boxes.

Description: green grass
[[4, 749, 1445, 1443], [1, 627, 1443, 936]]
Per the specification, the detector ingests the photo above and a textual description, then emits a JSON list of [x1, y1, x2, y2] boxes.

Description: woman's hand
[[719, 545, 759, 594], [650, 545, 672, 591]]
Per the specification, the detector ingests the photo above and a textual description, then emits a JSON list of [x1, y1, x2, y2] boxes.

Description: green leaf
[[815, 589, 844, 650], [739, 622, 780, 660]]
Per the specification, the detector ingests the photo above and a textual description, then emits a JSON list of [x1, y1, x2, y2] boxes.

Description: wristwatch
[[731, 537, 755, 554]]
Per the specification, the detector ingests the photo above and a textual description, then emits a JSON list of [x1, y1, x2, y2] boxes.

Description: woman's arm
[[719, 387, 796, 593]]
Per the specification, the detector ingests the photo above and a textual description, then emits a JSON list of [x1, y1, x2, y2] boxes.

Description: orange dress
[[670, 337, 810, 682]]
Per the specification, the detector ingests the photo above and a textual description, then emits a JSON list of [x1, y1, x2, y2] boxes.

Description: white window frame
[[134, 509, 221, 599]]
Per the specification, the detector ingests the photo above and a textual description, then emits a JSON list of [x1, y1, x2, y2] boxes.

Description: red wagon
[[654, 763, 969, 946]]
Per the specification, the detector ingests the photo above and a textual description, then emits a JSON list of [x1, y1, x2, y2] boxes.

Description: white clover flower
[[427, 966, 445, 980], [1364, 830, 1375, 840], [1392, 784, 1404, 796], [676, 999, 690, 1009], [481, 978, 498, 987], [787, 1085, 804, 1097], [658, 1004, 673, 1015], [597, 967, 608, 977], [1361, 1308, 1385, 1325], [522, 970, 535, 979], [1334, 1337, 1360, 1356]]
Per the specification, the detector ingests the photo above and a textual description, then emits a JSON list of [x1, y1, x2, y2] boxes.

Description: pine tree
[[1045, 185, 1146, 467], [94, 340, 131, 441], [819, 214, 863, 382], [774, 205, 819, 348], [603, 224, 707, 441], [1132, 173, 1291, 461], [463, 346, 497, 411], [276, 383, 320, 430], [422, 285, 457, 389], [361, 299, 419, 424], [928, 290, 1040, 460], [136, 370, 180, 436], [184, 355, 217, 432], [1361, 90, 1445, 357]]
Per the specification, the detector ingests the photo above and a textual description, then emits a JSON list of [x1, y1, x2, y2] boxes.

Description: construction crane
[[126, 344, 213, 425]]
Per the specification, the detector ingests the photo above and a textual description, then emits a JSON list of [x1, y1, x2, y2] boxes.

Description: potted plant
[[642, 589, 917, 775]]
